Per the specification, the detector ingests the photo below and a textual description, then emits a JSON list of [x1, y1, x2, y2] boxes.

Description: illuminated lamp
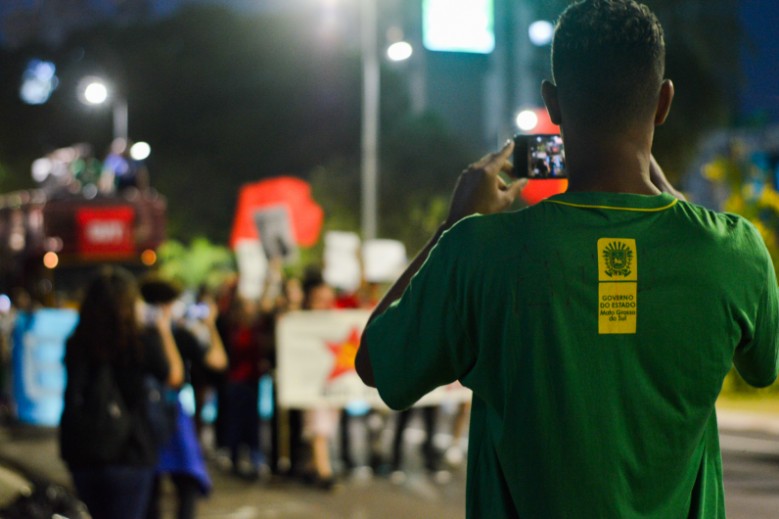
[[387, 41, 413, 62], [141, 249, 157, 266], [43, 252, 59, 269]]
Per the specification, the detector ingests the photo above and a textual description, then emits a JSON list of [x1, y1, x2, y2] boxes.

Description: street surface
[[2, 409, 779, 518], [189, 415, 779, 519]]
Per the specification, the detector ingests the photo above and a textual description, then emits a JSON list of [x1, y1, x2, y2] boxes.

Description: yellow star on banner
[[326, 327, 362, 381]]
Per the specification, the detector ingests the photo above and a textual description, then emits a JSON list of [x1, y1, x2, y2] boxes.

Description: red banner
[[76, 206, 135, 255], [230, 176, 323, 249]]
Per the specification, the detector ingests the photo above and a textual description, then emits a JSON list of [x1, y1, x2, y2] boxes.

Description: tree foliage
[[155, 236, 235, 291]]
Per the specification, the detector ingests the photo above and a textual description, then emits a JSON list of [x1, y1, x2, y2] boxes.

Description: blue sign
[[12, 309, 79, 426]]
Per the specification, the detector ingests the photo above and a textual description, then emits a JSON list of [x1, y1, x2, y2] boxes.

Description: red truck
[[0, 187, 166, 304]]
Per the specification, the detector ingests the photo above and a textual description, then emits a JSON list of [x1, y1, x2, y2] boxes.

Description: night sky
[[0, 1, 776, 122]]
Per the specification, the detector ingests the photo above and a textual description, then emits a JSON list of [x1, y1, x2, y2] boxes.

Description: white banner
[[362, 239, 407, 283], [234, 238, 267, 300], [275, 309, 471, 409], [323, 231, 361, 292]]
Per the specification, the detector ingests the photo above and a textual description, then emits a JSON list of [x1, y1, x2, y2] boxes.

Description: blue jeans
[[71, 465, 155, 519]]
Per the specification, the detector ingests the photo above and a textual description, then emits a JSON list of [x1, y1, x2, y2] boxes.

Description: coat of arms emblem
[[603, 241, 633, 277]]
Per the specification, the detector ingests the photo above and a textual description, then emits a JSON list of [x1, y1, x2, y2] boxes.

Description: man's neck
[[563, 133, 661, 195]]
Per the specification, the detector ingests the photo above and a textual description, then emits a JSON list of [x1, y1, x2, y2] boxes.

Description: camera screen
[[527, 135, 566, 179]]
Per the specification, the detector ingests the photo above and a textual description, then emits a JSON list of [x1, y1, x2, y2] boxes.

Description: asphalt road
[[189, 424, 779, 519], [3, 412, 779, 518], [721, 430, 779, 518]]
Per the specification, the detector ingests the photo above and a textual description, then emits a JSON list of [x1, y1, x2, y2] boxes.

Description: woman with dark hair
[[59, 267, 184, 519]]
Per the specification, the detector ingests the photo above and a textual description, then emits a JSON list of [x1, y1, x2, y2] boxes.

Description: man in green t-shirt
[[356, 0, 779, 517]]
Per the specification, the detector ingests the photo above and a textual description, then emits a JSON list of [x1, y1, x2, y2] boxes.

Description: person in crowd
[[59, 267, 184, 519], [188, 285, 227, 441], [212, 275, 240, 454], [297, 268, 340, 490], [256, 258, 302, 475], [141, 278, 228, 519], [443, 399, 471, 468], [282, 277, 305, 313], [333, 280, 386, 476], [356, 1, 779, 517], [249, 266, 305, 477], [101, 138, 149, 194], [389, 405, 439, 480], [221, 287, 274, 480]]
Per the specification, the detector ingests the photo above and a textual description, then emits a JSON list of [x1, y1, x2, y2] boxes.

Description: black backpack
[[59, 361, 134, 464], [143, 374, 179, 447]]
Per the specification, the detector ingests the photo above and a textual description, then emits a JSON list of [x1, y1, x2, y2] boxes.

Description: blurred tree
[[380, 112, 473, 250], [692, 138, 779, 394], [155, 236, 235, 291], [309, 112, 472, 252]]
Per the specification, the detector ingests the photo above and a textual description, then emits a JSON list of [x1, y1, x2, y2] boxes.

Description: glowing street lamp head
[[130, 141, 152, 161], [84, 82, 108, 104], [79, 77, 110, 105], [516, 109, 539, 132], [387, 41, 413, 62], [528, 20, 554, 46]]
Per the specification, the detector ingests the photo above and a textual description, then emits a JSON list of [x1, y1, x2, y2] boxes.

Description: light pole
[[112, 95, 128, 142], [361, 0, 380, 241]]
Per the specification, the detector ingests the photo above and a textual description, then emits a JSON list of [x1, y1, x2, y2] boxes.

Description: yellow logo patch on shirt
[[598, 238, 637, 334]]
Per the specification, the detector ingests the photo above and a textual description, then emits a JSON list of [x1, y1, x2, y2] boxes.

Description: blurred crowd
[[31, 138, 151, 200], [0, 257, 471, 519]]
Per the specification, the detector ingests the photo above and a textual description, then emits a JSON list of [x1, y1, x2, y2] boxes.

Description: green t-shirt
[[366, 191, 779, 518]]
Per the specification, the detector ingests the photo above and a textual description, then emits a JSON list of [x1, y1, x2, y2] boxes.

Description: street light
[[82, 81, 108, 104], [387, 41, 413, 62], [528, 20, 554, 47], [130, 141, 152, 161], [515, 109, 539, 132], [77, 76, 128, 141]]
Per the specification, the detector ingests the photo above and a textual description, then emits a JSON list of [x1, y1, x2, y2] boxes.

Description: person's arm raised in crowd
[[259, 256, 284, 314], [201, 298, 228, 372], [355, 141, 526, 387], [649, 155, 686, 200], [157, 303, 185, 388]]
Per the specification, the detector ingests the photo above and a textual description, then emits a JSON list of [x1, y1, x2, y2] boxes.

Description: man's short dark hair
[[552, 0, 665, 130]]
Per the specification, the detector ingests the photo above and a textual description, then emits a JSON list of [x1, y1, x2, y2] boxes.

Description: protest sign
[[275, 309, 471, 409]]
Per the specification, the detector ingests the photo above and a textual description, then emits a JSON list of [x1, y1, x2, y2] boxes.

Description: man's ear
[[654, 79, 674, 126], [541, 80, 562, 125]]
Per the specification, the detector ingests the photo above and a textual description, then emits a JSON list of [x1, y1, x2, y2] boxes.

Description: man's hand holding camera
[[444, 140, 527, 228]]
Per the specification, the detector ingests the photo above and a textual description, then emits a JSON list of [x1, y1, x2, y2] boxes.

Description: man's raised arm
[[355, 140, 525, 387]]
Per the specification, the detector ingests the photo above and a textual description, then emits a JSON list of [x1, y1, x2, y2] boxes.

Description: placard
[[323, 231, 361, 292], [275, 309, 471, 409], [363, 239, 407, 283], [254, 204, 298, 263]]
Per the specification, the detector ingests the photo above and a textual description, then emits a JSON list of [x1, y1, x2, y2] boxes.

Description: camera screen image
[[186, 303, 210, 321], [528, 135, 566, 179], [512, 134, 566, 179]]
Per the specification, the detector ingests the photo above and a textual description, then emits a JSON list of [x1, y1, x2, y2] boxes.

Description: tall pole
[[361, 0, 380, 241], [113, 94, 129, 141]]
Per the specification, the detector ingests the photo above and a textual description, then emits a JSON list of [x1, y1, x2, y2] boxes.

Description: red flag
[[230, 176, 324, 248]]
